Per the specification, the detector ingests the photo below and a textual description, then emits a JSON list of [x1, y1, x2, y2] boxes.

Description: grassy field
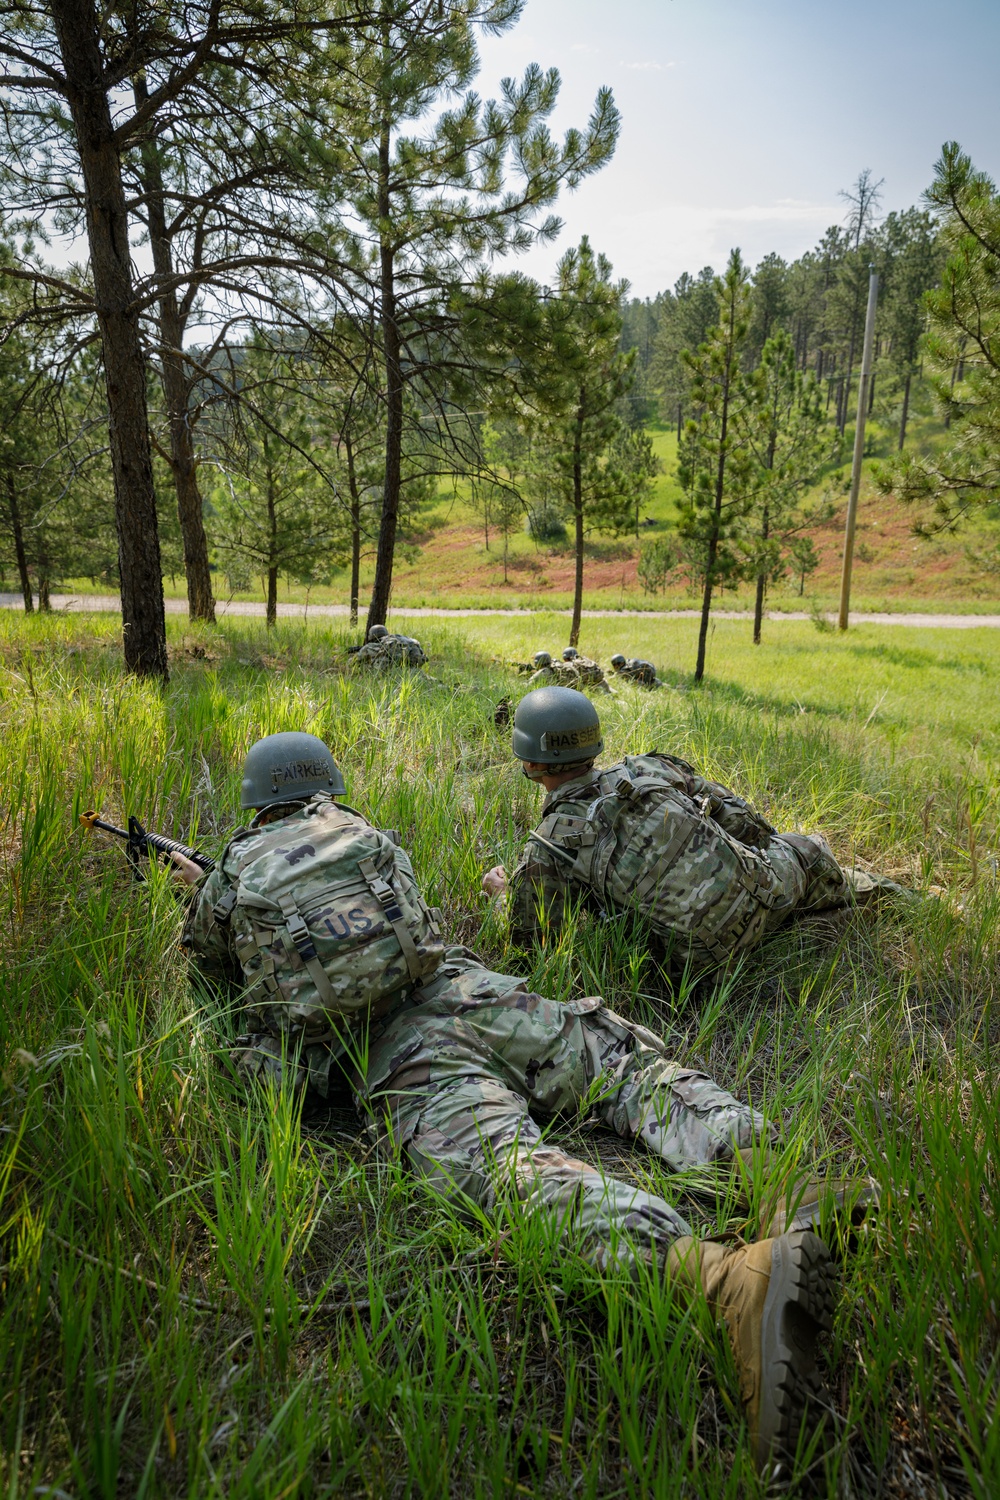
[[1, 611, 997, 1498]]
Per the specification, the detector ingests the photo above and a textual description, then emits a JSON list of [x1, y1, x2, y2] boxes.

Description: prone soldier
[[350, 622, 428, 670], [483, 687, 904, 967], [561, 646, 612, 694], [609, 653, 661, 688], [173, 729, 874, 1480], [526, 650, 580, 689]]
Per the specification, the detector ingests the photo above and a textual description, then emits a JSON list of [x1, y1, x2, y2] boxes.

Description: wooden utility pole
[[838, 267, 878, 631]]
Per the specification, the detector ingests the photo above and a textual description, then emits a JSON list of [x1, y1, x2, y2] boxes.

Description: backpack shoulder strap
[[276, 891, 338, 1006], [357, 856, 423, 983]]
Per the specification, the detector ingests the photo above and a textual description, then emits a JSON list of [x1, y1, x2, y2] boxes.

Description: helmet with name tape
[[511, 687, 603, 766], [240, 731, 346, 809]]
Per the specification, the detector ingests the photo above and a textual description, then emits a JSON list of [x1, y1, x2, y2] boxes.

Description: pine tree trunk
[[753, 501, 769, 646], [50, 0, 167, 678], [266, 468, 278, 628], [345, 435, 361, 627], [134, 73, 214, 623], [570, 407, 585, 648], [6, 471, 34, 612], [38, 572, 51, 612], [898, 370, 911, 451], [695, 347, 733, 683], [695, 541, 716, 683], [367, 116, 402, 632]]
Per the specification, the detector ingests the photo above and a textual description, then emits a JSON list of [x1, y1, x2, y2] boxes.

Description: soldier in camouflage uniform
[[173, 729, 862, 1475], [609, 653, 661, 688], [350, 622, 428, 670], [482, 687, 859, 966], [562, 646, 612, 694], [526, 651, 581, 690]]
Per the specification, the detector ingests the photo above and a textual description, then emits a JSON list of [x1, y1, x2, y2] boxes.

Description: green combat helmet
[[511, 686, 604, 765], [367, 624, 389, 642], [240, 731, 346, 809], [610, 654, 627, 670], [533, 650, 552, 668], [562, 647, 579, 661]]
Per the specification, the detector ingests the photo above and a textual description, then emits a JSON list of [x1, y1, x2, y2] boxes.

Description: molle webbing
[[539, 761, 778, 958], [358, 857, 423, 983], [277, 892, 337, 1007], [587, 769, 698, 906]]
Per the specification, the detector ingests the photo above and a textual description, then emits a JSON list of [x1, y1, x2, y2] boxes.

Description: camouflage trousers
[[352, 952, 773, 1274], [759, 833, 853, 936]]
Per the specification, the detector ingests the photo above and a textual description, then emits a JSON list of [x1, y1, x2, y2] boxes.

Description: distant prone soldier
[[562, 646, 612, 694], [610, 653, 661, 689], [350, 623, 428, 671], [526, 650, 580, 689]]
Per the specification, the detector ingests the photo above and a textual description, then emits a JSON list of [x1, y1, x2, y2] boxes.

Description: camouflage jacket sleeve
[[507, 834, 590, 946], [180, 865, 242, 988], [653, 754, 775, 848]]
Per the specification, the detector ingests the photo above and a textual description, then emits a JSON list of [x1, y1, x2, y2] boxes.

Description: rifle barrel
[[80, 811, 214, 872]]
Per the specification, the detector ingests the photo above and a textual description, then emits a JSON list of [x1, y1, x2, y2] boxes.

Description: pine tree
[[876, 209, 944, 449], [746, 253, 789, 368], [739, 330, 831, 643], [323, 1, 619, 633], [677, 250, 754, 681], [876, 144, 1000, 519], [207, 344, 348, 626], [521, 238, 642, 646], [650, 267, 718, 431], [0, 0, 351, 673]]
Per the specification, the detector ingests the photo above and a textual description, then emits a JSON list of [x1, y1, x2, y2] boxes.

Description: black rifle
[[80, 810, 214, 878]]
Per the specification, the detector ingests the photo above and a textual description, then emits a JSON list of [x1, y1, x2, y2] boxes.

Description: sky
[[476, 0, 1000, 298]]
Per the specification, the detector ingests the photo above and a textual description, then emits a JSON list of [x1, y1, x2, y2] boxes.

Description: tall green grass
[[0, 613, 996, 1497]]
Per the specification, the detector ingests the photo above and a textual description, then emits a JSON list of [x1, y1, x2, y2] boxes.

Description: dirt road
[[3, 593, 1000, 628]]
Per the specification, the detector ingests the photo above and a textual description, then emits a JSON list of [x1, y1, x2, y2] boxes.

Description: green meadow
[[1, 611, 997, 1497]]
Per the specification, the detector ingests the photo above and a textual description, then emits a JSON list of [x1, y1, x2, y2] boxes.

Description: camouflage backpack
[[213, 795, 445, 1030], [533, 754, 778, 964]]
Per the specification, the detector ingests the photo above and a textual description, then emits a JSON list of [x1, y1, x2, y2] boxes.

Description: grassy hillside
[[50, 381, 1000, 619], [1, 611, 997, 1496]]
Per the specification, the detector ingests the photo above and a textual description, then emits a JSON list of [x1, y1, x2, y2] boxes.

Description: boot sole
[[756, 1230, 836, 1474]]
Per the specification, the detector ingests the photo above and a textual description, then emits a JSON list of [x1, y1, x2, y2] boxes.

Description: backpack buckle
[[278, 893, 319, 961]]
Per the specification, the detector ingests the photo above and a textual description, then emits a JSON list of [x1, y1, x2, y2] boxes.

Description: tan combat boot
[[735, 1147, 880, 1241], [668, 1230, 835, 1475]]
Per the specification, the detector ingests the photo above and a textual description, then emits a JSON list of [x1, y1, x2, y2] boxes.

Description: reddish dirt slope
[[389, 490, 1000, 608]]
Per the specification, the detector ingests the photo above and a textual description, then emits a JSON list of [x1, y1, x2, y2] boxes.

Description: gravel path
[[3, 593, 1000, 629]]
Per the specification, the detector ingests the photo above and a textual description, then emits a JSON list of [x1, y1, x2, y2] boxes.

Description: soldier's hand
[[482, 865, 507, 897], [170, 850, 204, 886]]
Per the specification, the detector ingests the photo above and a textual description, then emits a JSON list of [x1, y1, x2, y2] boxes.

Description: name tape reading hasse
[[539, 725, 601, 754]]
